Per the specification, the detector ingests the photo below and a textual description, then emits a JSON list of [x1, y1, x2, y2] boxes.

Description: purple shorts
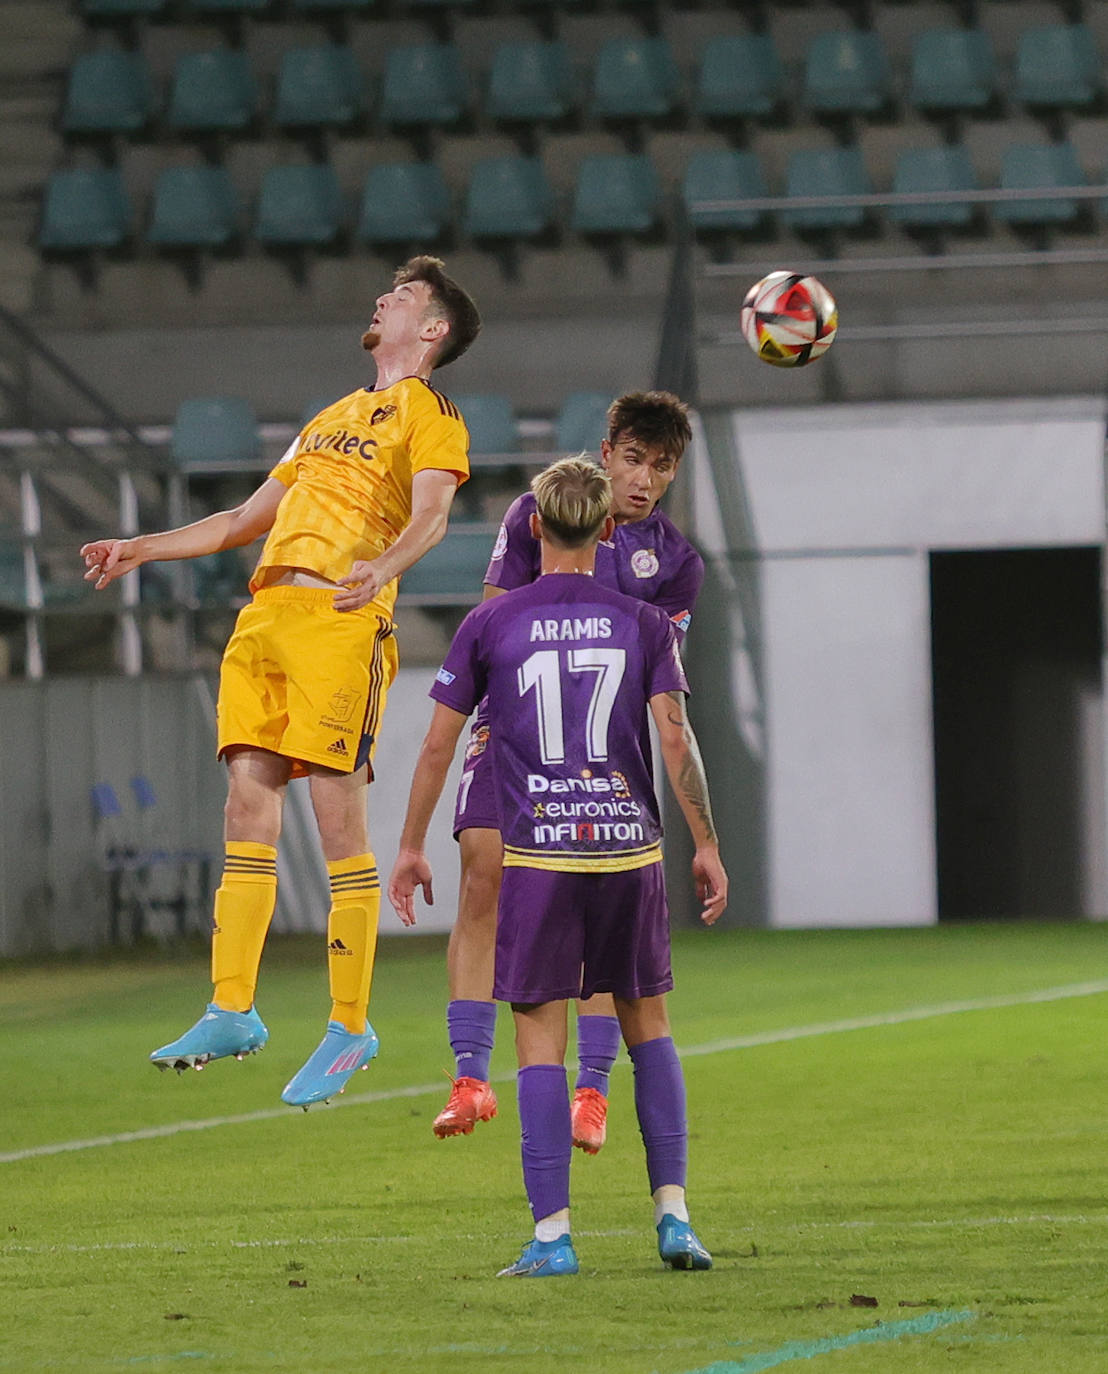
[[453, 723, 499, 835], [493, 861, 672, 1005]]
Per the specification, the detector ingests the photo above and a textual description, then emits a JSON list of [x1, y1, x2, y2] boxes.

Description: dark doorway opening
[[931, 547, 1103, 920]]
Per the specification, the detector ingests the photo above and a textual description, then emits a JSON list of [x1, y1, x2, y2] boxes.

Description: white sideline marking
[[3, 978, 1107, 1166]]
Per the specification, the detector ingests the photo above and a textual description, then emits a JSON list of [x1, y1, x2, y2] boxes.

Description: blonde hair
[[531, 456, 612, 548]]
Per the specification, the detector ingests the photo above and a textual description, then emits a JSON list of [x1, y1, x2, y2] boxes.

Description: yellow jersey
[[251, 376, 470, 606]]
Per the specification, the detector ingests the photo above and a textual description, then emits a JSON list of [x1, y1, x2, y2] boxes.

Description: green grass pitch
[[3, 921, 1108, 1373]]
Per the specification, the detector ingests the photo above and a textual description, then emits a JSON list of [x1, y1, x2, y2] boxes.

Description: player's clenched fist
[[81, 537, 142, 590]]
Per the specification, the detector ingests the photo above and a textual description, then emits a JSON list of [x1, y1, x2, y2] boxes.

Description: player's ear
[[529, 511, 542, 540], [599, 515, 615, 542], [420, 315, 450, 346], [599, 439, 612, 469]]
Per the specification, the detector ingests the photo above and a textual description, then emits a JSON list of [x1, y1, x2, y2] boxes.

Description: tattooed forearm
[[676, 732, 717, 845]]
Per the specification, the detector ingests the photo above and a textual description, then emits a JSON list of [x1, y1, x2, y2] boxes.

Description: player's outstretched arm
[[81, 477, 287, 590], [388, 702, 468, 926], [649, 689, 729, 926], [334, 468, 458, 611]]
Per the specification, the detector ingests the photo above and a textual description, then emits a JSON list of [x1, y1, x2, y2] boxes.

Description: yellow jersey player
[[80, 255, 481, 1107]]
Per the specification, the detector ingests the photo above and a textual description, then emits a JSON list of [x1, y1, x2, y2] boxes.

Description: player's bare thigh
[[223, 745, 293, 845], [447, 826, 503, 1001], [307, 761, 370, 862]]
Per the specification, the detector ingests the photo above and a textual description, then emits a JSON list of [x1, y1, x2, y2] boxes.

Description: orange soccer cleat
[[433, 1076, 498, 1138], [571, 1086, 608, 1154]]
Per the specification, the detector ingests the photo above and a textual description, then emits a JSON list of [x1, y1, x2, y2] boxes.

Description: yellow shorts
[[216, 586, 398, 779]]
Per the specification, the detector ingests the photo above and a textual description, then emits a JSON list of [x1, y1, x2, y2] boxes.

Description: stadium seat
[[682, 148, 770, 233], [993, 142, 1086, 228], [783, 146, 870, 233], [254, 164, 344, 246], [274, 45, 366, 130], [148, 166, 238, 248], [168, 50, 259, 134], [802, 29, 892, 116], [571, 154, 661, 235], [186, 0, 272, 12], [300, 393, 347, 425], [170, 397, 261, 467], [909, 27, 998, 115], [62, 51, 153, 136], [589, 36, 680, 121], [554, 391, 610, 453], [694, 33, 784, 121], [191, 549, 245, 602], [463, 156, 555, 240], [452, 394, 517, 456], [486, 39, 575, 124], [1013, 24, 1102, 111], [889, 146, 978, 230], [39, 168, 131, 250], [80, 0, 167, 14], [379, 43, 468, 129], [355, 162, 450, 245], [290, 0, 374, 10], [398, 524, 500, 602]]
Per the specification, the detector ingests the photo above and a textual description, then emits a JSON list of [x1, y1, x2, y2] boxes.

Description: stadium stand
[[170, 397, 261, 467], [355, 161, 451, 246]]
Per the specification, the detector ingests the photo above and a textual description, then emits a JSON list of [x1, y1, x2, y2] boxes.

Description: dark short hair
[[394, 255, 481, 368], [606, 390, 692, 461]]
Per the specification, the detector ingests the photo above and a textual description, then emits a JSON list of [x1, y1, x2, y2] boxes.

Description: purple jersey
[[431, 574, 688, 872], [485, 492, 703, 638]]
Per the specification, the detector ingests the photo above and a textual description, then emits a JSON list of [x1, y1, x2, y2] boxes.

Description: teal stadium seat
[[1013, 24, 1102, 110], [274, 45, 366, 130], [397, 525, 499, 603], [694, 34, 784, 121], [62, 51, 153, 135], [148, 167, 238, 247], [803, 29, 892, 116], [463, 156, 555, 240], [909, 27, 998, 115], [80, 0, 167, 14], [682, 148, 769, 233], [39, 168, 131, 250], [168, 50, 258, 133], [379, 43, 467, 129], [356, 162, 450, 245], [590, 36, 680, 121], [186, 0, 272, 12], [291, 0, 374, 10], [571, 154, 661, 235], [300, 393, 347, 424], [0, 547, 25, 609], [255, 164, 344, 246], [890, 146, 978, 230], [993, 142, 1086, 228], [555, 392, 610, 454], [783, 146, 871, 233], [452, 394, 517, 457], [171, 397, 261, 467], [486, 40, 575, 123]]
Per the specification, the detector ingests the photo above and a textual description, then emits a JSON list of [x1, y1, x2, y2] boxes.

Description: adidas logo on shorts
[[326, 738, 348, 756]]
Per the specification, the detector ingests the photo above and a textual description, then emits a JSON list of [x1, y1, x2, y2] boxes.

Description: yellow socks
[[211, 841, 278, 1013], [326, 854, 380, 1034]]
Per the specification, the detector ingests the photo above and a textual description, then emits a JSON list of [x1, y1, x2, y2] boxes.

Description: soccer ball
[[740, 271, 838, 368]]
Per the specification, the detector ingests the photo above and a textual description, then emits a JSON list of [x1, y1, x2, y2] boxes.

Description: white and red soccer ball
[[740, 271, 838, 368]]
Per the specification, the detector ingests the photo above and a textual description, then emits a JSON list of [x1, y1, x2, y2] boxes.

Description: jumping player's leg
[[498, 1000, 578, 1278], [435, 739, 503, 1138], [571, 992, 621, 1154], [615, 994, 711, 1270], [149, 745, 289, 1072], [281, 762, 380, 1108]]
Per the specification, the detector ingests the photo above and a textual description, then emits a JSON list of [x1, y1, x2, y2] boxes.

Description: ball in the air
[[740, 271, 838, 368]]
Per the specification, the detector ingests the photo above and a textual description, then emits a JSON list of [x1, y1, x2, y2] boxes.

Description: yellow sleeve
[[267, 437, 300, 488], [407, 392, 470, 486]]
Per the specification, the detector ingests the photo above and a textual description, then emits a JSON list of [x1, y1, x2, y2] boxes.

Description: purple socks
[[518, 1064, 572, 1221], [629, 1036, 688, 1192], [574, 1014, 622, 1095], [447, 999, 496, 1082]]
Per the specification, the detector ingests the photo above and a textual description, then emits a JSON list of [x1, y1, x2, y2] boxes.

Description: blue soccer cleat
[[497, 1236, 579, 1278], [281, 1020, 379, 1109], [150, 1003, 268, 1073], [657, 1214, 713, 1271]]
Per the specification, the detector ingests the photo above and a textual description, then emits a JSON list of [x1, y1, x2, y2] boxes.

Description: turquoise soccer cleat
[[497, 1236, 579, 1278], [657, 1214, 713, 1270], [280, 1020, 379, 1109], [150, 1003, 268, 1073]]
